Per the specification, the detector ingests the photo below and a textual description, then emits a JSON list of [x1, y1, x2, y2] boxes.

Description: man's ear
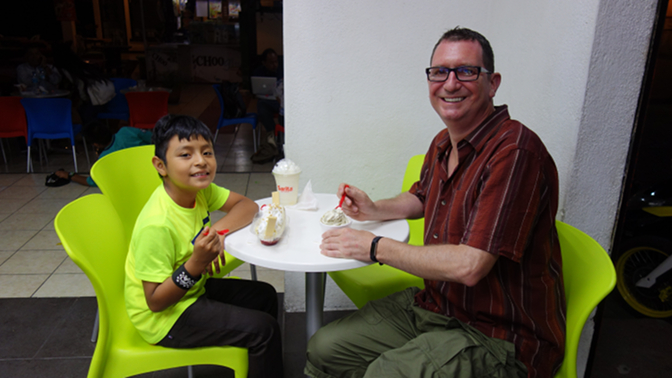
[[152, 156, 167, 177], [489, 72, 502, 98]]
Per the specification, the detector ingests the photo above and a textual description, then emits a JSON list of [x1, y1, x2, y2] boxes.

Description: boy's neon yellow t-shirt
[[125, 183, 230, 344]]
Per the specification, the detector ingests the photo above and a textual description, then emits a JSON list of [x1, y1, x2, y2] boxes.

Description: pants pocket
[[358, 287, 418, 325]]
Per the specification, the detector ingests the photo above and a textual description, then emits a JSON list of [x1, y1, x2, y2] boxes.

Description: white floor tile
[[0, 230, 39, 250], [0, 198, 30, 214], [213, 173, 249, 195], [0, 185, 45, 200], [0, 174, 24, 186], [36, 185, 89, 200], [16, 198, 72, 216], [20, 229, 64, 251], [54, 256, 85, 274], [12, 174, 44, 186], [0, 213, 55, 231], [32, 273, 95, 297], [0, 251, 14, 265], [0, 274, 50, 298], [0, 250, 68, 274]]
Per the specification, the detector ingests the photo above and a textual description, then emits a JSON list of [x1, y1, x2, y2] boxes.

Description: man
[[16, 48, 62, 91], [306, 27, 565, 378]]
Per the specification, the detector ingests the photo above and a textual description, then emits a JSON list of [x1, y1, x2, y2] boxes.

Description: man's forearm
[[374, 238, 498, 286], [371, 192, 424, 221]]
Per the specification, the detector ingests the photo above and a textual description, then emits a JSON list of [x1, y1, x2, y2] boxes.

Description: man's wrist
[[370, 236, 384, 265]]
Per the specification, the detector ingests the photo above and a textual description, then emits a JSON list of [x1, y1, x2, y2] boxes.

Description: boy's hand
[[208, 230, 229, 275], [190, 226, 223, 276]]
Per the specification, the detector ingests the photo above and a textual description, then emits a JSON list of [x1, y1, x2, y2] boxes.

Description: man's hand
[[320, 227, 375, 262], [337, 183, 377, 221]]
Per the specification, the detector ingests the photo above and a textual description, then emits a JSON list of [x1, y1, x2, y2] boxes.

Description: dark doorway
[[612, 0, 672, 261]]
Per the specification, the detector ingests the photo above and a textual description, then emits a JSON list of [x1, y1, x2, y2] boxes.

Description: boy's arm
[[142, 226, 223, 312], [206, 191, 258, 275], [211, 191, 259, 235]]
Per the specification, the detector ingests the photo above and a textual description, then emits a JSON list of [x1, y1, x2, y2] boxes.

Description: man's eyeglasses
[[425, 66, 491, 82]]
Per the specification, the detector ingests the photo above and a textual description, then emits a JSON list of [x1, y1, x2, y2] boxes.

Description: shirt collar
[[462, 105, 510, 152], [434, 105, 510, 158]]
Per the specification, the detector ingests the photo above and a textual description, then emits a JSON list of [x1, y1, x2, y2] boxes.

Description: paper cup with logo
[[272, 159, 301, 205]]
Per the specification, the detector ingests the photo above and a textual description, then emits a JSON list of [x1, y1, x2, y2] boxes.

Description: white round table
[[225, 193, 410, 340]]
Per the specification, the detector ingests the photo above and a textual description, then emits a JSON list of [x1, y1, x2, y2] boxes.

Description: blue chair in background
[[97, 78, 137, 122], [212, 84, 259, 152], [21, 98, 90, 173]]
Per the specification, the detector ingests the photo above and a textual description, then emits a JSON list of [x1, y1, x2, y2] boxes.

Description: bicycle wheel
[[616, 237, 672, 318]]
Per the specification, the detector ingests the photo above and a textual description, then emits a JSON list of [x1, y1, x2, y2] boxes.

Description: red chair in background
[[0, 97, 28, 169], [125, 91, 169, 129]]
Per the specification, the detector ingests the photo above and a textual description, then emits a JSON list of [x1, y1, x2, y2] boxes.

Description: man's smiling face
[[428, 40, 501, 129]]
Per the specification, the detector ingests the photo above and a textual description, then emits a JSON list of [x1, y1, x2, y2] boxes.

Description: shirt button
[[441, 200, 446, 206], [433, 233, 438, 239]]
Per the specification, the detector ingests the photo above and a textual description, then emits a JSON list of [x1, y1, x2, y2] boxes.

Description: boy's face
[[153, 135, 216, 196]]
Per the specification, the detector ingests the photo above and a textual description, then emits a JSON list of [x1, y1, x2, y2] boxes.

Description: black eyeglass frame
[[425, 66, 492, 82]]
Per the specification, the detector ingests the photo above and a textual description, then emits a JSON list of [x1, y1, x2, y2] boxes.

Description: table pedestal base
[[305, 272, 326, 343]]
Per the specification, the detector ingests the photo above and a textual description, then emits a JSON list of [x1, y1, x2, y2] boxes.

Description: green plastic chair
[[89, 145, 247, 343], [55, 194, 249, 378], [328, 154, 426, 308], [554, 220, 616, 378]]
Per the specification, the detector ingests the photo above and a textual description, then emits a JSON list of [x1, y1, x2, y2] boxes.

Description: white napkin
[[286, 180, 318, 210]]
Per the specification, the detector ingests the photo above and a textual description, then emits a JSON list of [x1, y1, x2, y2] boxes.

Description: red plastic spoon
[[203, 229, 230, 237]]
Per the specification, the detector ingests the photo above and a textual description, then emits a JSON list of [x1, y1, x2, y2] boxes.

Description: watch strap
[[370, 236, 384, 265]]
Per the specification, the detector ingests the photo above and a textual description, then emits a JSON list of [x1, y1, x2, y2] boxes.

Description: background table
[[19, 89, 70, 98], [225, 193, 409, 340], [120, 86, 172, 94]]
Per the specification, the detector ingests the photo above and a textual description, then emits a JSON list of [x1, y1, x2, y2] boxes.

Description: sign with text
[[190, 45, 241, 83]]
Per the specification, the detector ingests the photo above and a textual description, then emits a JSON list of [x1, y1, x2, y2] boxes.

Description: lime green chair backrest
[[402, 154, 425, 246], [554, 221, 616, 378], [328, 154, 426, 309], [90, 145, 161, 243], [55, 194, 248, 377]]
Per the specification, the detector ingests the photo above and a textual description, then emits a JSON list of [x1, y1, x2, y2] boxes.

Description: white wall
[[282, 0, 658, 377]]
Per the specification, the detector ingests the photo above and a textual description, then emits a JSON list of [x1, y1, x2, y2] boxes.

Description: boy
[[125, 114, 283, 378]]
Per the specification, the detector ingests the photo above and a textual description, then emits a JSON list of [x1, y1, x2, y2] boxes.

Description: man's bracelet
[[172, 263, 201, 290], [370, 236, 384, 265], [68, 172, 75, 179]]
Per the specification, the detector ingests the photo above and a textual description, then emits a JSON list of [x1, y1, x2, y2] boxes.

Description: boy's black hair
[[152, 114, 215, 164]]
